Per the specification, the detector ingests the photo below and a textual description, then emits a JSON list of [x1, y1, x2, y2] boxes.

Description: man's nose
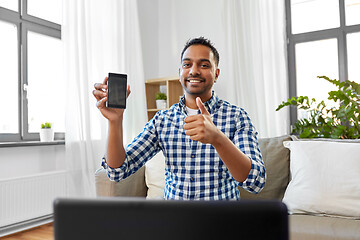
[[189, 64, 200, 76]]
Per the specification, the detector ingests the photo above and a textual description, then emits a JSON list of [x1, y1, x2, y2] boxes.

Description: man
[[93, 37, 265, 200]]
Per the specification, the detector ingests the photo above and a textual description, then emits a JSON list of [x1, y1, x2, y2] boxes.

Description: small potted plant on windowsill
[[155, 92, 167, 109], [40, 122, 54, 142]]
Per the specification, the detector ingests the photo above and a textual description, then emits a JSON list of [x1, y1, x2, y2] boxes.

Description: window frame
[[285, 0, 360, 127], [0, 1, 63, 143]]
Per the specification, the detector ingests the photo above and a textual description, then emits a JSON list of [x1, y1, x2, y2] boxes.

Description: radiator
[[0, 171, 68, 227]]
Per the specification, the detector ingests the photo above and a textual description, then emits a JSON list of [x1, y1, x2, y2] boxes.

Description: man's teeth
[[189, 80, 201, 83]]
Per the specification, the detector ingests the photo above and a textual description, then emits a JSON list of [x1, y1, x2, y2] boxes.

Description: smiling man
[[93, 37, 266, 200]]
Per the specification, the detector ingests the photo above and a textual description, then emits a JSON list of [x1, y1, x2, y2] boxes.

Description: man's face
[[179, 44, 220, 99]]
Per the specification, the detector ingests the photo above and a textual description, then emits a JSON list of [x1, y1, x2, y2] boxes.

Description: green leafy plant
[[41, 122, 52, 129], [276, 76, 360, 139], [155, 92, 167, 100]]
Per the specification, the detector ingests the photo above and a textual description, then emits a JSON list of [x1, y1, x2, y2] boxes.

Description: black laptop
[[54, 197, 288, 240]]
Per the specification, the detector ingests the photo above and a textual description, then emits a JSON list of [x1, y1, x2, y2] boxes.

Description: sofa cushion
[[145, 152, 165, 199], [239, 135, 291, 200], [95, 167, 147, 197], [290, 214, 360, 240], [283, 140, 360, 219]]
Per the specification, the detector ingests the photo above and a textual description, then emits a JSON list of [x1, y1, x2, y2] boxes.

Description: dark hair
[[181, 37, 220, 67]]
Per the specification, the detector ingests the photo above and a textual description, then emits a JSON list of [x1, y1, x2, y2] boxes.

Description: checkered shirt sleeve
[[101, 113, 162, 181], [232, 107, 266, 193]]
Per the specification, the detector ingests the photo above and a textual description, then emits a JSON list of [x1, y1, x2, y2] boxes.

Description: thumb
[[196, 97, 210, 115]]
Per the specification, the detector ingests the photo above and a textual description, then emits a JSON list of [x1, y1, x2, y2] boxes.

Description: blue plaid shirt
[[102, 92, 266, 200]]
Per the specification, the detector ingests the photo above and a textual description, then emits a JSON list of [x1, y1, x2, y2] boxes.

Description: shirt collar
[[179, 91, 219, 114]]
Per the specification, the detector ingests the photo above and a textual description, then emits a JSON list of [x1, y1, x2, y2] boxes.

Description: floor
[[0, 223, 53, 240]]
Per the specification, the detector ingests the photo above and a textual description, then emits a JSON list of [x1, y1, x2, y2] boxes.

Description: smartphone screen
[[107, 73, 127, 109]]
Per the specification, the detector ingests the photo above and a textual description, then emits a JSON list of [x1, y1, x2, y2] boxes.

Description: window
[[0, 20, 18, 135], [286, 0, 360, 126], [0, 0, 64, 142]]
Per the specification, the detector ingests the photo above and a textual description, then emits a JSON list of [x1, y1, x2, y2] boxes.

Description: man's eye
[[201, 64, 210, 68], [183, 63, 190, 68]]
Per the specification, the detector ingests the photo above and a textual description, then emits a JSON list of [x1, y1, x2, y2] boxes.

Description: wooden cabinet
[[145, 76, 183, 121]]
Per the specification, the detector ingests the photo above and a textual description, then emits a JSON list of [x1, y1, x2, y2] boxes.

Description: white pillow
[[145, 152, 165, 199], [283, 140, 360, 219]]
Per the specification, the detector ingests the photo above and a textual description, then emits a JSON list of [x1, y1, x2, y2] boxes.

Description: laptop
[[54, 197, 288, 240]]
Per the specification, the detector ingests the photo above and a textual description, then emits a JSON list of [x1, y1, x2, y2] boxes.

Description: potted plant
[[40, 122, 54, 142], [276, 76, 360, 139], [155, 92, 167, 109]]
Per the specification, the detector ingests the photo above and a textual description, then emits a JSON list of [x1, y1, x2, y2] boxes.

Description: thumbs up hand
[[184, 97, 221, 144]]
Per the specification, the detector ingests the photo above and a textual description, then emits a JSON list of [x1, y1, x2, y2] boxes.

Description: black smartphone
[[107, 73, 127, 109]]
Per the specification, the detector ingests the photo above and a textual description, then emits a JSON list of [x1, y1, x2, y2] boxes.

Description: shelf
[[145, 77, 183, 121], [145, 76, 179, 84], [147, 108, 169, 112]]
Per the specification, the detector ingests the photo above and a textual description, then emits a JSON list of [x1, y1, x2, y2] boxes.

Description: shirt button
[[191, 154, 195, 158], [190, 177, 194, 182]]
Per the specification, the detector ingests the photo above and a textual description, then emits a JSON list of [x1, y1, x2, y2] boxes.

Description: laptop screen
[[54, 197, 288, 240]]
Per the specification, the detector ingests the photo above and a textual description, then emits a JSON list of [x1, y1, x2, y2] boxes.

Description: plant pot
[[156, 99, 167, 109], [40, 128, 54, 142]]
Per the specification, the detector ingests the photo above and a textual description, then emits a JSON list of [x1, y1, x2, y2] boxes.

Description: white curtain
[[220, 0, 289, 138], [63, 0, 147, 197]]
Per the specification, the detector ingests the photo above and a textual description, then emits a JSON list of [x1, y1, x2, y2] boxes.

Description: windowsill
[[0, 140, 65, 148]]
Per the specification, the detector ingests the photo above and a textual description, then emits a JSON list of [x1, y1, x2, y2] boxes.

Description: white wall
[[138, 0, 224, 80], [157, 0, 224, 78], [137, 0, 160, 80], [0, 145, 66, 179]]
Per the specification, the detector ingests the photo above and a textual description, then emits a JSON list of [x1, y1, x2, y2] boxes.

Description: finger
[[126, 85, 131, 98], [185, 128, 201, 136], [93, 90, 102, 101], [94, 83, 107, 91], [196, 97, 210, 115], [93, 89, 107, 101], [183, 121, 201, 130], [189, 134, 201, 142], [96, 97, 107, 109], [93, 77, 108, 91], [184, 115, 200, 123], [103, 77, 108, 85]]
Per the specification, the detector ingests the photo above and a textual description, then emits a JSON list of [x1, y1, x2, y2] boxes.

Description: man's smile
[[186, 78, 204, 83]]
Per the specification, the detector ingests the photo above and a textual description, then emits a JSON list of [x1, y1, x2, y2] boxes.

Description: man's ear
[[215, 68, 220, 83]]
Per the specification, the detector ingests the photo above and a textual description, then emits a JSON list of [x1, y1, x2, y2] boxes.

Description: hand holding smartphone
[[106, 73, 127, 109]]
